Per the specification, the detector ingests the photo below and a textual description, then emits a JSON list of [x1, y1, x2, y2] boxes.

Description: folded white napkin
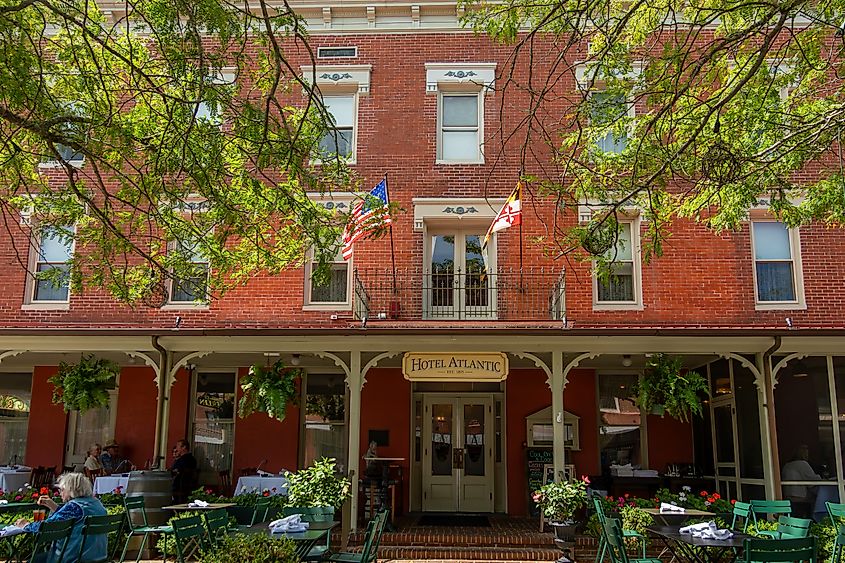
[[0, 500, 8, 505], [0, 526, 26, 538], [257, 470, 273, 477], [187, 500, 209, 508], [269, 514, 310, 533], [660, 502, 685, 513], [679, 521, 733, 539]]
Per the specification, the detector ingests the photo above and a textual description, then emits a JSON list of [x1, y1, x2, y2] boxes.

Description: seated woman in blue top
[[14, 472, 107, 563]]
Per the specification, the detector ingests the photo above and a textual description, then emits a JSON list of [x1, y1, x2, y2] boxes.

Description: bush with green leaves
[[238, 360, 303, 422], [199, 532, 297, 563], [285, 458, 350, 510], [633, 353, 709, 422], [620, 506, 653, 548], [532, 477, 589, 524], [49, 354, 119, 412]]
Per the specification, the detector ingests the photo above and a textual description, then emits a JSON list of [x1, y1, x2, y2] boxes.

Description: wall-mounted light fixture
[[621, 354, 633, 367]]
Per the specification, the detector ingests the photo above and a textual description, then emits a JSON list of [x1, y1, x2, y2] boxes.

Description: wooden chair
[[240, 467, 258, 476], [79, 513, 125, 563], [602, 518, 662, 563], [85, 467, 105, 483], [593, 497, 647, 563], [741, 536, 816, 563], [120, 495, 174, 563], [217, 470, 232, 496], [750, 499, 793, 538], [19, 518, 74, 563], [28, 466, 54, 490], [62, 465, 76, 474]]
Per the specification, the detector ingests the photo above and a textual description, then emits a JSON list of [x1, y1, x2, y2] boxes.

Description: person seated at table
[[99, 440, 124, 474], [170, 439, 198, 503], [14, 472, 107, 563], [782, 444, 820, 517], [83, 443, 103, 473]]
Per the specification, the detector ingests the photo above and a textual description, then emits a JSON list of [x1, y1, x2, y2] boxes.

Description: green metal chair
[[828, 502, 845, 563], [831, 529, 845, 563], [281, 506, 335, 561], [171, 515, 207, 563], [592, 497, 647, 562], [730, 501, 753, 533], [741, 536, 816, 563], [326, 509, 387, 563], [772, 516, 811, 539], [750, 499, 792, 538], [119, 495, 174, 563], [80, 513, 126, 563], [203, 508, 229, 549], [19, 518, 75, 563], [251, 497, 274, 525], [603, 518, 662, 563]]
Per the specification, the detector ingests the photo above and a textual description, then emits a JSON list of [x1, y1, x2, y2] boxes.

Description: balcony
[[353, 267, 565, 325]]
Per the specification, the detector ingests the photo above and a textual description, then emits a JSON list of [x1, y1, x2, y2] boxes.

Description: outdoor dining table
[[234, 475, 288, 496], [648, 524, 749, 563], [93, 474, 130, 495], [0, 470, 31, 494], [642, 508, 715, 526], [162, 502, 237, 511], [243, 520, 337, 561]]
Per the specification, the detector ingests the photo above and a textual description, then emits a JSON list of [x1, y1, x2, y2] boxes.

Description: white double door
[[421, 394, 494, 512]]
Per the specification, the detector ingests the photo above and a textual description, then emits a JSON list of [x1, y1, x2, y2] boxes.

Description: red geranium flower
[[31, 492, 38, 498], [712, 493, 721, 500], [707, 497, 714, 503], [700, 491, 708, 497], [731, 499, 737, 505], [624, 493, 630, 498], [39, 487, 49, 495], [14, 495, 22, 501]]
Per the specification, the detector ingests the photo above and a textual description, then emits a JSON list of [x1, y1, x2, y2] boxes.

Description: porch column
[[347, 350, 363, 532], [756, 352, 777, 499], [551, 351, 566, 481], [151, 342, 172, 469]]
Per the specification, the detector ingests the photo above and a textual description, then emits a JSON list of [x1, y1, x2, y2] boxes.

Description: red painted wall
[[565, 369, 599, 478], [114, 366, 158, 469], [233, 367, 301, 475], [358, 368, 411, 505], [166, 368, 191, 464], [25, 366, 67, 468], [647, 414, 694, 472]]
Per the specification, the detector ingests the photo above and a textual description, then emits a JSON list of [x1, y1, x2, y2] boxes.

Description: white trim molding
[[425, 62, 496, 94], [301, 64, 372, 95], [412, 197, 506, 231]]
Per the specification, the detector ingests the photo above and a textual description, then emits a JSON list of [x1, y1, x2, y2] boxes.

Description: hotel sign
[[402, 352, 508, 381]]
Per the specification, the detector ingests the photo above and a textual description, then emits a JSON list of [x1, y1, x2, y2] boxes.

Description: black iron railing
[[352, 267, 565, 322]]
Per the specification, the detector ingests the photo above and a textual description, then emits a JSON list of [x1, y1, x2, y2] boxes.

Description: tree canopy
[[462, 0, 845, 262], [0, 0, 351, 304]]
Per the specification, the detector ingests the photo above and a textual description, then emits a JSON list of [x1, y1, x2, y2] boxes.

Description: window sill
[[21, 302, 70, 311], [435, 159, 484, 165], [38, 160, 84, 169], [592, 302, 644, 311], [303, 303, 352, 311], [754, 301, 806, 311], [311, 158, 357, 166], [161, 302, 210, 310]]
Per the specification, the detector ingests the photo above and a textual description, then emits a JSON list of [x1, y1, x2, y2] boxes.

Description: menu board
[[526, 448, 553, 517]]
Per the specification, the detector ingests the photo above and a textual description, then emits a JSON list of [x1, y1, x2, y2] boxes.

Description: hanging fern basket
[[238, 359, 303, 422], [49, 354, 119, 413]]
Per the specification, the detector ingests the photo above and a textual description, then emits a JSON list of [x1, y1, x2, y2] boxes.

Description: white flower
[[704, 501, 711, 506], [682, 485, 691, 492]]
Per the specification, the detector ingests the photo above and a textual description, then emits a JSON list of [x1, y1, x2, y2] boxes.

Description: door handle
[[453, 447, 464, 470]]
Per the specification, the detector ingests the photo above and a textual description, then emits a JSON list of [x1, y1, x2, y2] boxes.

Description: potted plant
[[632, 353, 709, 422], [238, 359, 302, 422], [49, 354, 119, 412], [533, 476, 589, 544]]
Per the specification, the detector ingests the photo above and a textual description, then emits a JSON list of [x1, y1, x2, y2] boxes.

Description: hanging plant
[[49, 354, 119, 412], [575, 216, 619, 257], [238, 359, 302, 422], [633, 353, 709, 422]]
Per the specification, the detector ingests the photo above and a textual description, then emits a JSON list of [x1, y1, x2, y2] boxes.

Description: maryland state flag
[[482, 182, 522, 249]]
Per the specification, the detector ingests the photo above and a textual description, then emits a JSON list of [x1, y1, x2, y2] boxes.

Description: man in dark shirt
[[170, 439, 198, 503]]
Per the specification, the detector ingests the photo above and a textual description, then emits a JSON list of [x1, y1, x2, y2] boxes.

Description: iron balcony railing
[[352, 267, 566, 322]]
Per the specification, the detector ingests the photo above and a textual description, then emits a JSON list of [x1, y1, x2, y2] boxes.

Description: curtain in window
[[756, 262, 795, 301]]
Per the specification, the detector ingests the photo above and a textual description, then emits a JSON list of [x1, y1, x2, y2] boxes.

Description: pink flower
[[581, 475, 591, 485]]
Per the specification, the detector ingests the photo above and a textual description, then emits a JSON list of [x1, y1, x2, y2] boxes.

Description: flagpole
[[386, 173, 397, 295]]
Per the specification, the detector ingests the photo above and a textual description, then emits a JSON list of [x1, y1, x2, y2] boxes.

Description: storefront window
[[599, 374, 641, 470], [734, 361, 764, 479], [776, 356, 836, 518], [0, 374, 32, 465], [193, 371, 236, 484], [304, 373, 346, 472]]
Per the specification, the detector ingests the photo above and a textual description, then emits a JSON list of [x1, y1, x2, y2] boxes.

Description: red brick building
[[1, 0, 844, 527]]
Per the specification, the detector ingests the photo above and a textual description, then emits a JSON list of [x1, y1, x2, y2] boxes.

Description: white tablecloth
[[0, 471, 31, 493], [234, 476, 288, 496], [93, 475, 130, 495]]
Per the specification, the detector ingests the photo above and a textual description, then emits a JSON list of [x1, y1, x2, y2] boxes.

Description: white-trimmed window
[[318, 95, 356, 161], [438, 93, 482, 163], [168, 240, 210, 304], [751, 221, 803, 307], [590, 92, 630, 154], [29, 225, 74, 303], [304, 246, 351, 309], [593, 221, 642, 309]]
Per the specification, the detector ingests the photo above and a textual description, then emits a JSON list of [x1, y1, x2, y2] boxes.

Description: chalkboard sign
[[526, 448, 553, 517]]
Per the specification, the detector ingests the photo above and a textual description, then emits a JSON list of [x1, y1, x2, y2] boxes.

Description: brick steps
[[376, 546, 562, 561]]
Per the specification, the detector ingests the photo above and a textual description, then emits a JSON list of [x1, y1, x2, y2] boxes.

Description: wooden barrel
[[125, 470, 172, 526]]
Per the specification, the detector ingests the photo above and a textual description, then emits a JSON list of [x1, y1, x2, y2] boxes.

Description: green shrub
[[809, 518, 837, 562], [620, 506, 653, 548], [285, 458, 350, 510], [200, 533, 297, 563]]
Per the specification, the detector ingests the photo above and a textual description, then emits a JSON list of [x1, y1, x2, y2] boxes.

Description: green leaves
[[633, 353, 709, 422], [533, 478, 589, 523], [284, 458, 351, 510], [237, 359, 301, 422], [49, 354, 118, 412]]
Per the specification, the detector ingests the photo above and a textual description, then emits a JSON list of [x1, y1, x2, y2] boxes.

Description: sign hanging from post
[[402, 352, 508, 381]]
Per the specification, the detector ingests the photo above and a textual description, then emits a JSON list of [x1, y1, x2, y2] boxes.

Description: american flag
[[342, 178, 391, 260]]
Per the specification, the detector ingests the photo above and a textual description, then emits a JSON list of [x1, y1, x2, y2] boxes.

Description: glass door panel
[[431, 403, 453, 476], [463, 403, 485, 477], [713, 404, 735, 463]]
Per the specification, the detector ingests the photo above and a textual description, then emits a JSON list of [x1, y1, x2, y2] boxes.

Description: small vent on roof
[[318, 47, 357, 59]]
